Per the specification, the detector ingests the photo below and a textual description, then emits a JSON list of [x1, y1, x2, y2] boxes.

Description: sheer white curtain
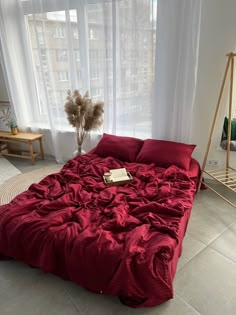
[[0, 0, 201, 162], [152, 0, 202, 143], [0, 0, 156, 162]]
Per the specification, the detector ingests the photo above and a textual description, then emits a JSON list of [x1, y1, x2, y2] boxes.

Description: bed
[[0, 134, 200, 307]]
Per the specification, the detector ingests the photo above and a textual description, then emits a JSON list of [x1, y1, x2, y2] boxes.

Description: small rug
[[0, 164, 62, 205], [0, 157, 21, 185]]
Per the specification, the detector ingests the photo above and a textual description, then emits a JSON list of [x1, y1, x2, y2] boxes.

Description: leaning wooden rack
[[198, 52, 236, 208]]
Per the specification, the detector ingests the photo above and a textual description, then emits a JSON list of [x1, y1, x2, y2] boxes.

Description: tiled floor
[[5, 155, 60, 173], [0, 156, 21, 184], [1, 158, 236, 315]]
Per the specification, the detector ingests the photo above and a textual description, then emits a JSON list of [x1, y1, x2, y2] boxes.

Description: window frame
[[23, 0, 92, 122], [21, 0, 112, 15], [58, 71, 69, 82], [54, 26, 65, 38], [21, 0, 154, 135]]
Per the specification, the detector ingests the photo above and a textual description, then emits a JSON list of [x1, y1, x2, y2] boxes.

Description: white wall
[[192, 0, 236, 167]]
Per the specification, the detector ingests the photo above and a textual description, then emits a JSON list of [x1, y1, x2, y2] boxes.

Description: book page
[[110, 168, 130, 181]]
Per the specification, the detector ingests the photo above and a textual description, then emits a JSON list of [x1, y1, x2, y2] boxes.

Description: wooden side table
[[0, 131, 44, 164]]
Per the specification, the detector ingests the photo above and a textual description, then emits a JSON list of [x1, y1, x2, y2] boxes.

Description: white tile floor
[[1, 158, 236, 315], [0, 157, 21, 185]]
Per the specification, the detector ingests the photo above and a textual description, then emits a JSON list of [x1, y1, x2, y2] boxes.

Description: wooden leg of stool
[[39, 137, 44, 160], [29, 141, 35, 164]]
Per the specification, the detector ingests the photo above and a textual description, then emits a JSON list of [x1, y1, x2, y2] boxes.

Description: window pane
[[25, 10, 82, 122], [24, 1, 155, 136], [87, 0, 155, 138]]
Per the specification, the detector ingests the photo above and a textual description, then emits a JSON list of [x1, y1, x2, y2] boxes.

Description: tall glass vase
[[72, 143, 84, 157], [72, 128, 87, 158], [72, 145, 84, 157], [77, 143, 82, 154]]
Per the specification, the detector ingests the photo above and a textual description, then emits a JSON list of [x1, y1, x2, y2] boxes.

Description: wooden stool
[[0, 131, 44, 164]]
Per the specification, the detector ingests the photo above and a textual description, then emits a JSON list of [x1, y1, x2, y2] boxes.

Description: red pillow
[[94, 133, 144, 162], [136, 139, 196, 170]]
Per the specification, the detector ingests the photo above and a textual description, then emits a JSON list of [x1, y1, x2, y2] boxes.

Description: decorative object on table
[[0, 104, 18, 134], [9, 118, 18, 135], [103, 168, 133, 186], [64, 89, 104, 155]]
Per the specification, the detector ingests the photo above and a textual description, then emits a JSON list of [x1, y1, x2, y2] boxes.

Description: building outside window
[[91, 87, 103, 98], [73, 28, 79, 39], [74, 50, 80, 61], [89, 27, 98, 40], [54, 26, 65, 38], [56, 49, 68, 61], [90, 67, 100, 80], [39, 48, 47, 67], [59, 71, 69, 81], [22, 1, 155, 137], [36, 25, 44, 45]]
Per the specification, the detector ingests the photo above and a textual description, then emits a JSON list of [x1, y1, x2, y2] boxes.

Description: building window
[[54, 26, 65, 38], [91, 87, 102, 97], [40, 49, 47, 61], [74, 50, 80, 61], [59, 71, 69, 81], [106, 49, 112, 60], [43, 70, 50, 83], [89, 27, 98, 40], [56, 90, 67, 103], [56, 49, 68, 61], [77, 70, 81, 80], [90, 68, 100, 80], [73, 28, 79, 39], [36, 25, 44, 45]]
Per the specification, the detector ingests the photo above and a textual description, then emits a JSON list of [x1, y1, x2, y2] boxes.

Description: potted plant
[[9, 118, 18, 135], [64, 89, 104, 154], [0, 107, 18, 135]]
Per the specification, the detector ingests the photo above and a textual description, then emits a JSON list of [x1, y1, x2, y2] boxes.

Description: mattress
[[0, 153, 199, 307]]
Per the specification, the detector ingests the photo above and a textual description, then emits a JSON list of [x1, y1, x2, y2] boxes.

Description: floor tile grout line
[[177, 245, 207, 272], [175, 293, 202, 315], [204, 224, 234, 247], [177, 238, 236, 277], [187, 224, 231, 246], [185, 231, 207, 245], [186, 231, 210, 246], [66, 289, 84, 315], [206, 245, 236, 265], [227, 220, 236, 229]]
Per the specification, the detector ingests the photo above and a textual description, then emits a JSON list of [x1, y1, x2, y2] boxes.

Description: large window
[[22, 0, 156, 137]]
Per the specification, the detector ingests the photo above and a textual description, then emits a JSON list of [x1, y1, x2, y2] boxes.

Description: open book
[[109, 168, 130, 182], [103, 168, 132, 185]]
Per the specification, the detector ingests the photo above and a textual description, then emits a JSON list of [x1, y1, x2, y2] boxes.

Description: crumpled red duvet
[[0, 154, 197, 307]]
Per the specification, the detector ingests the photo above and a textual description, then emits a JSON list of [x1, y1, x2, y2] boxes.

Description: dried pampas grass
[[65, 89, 104, 153]]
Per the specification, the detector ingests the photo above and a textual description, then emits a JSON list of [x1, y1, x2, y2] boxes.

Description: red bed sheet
[[0, 154, 198, 307]]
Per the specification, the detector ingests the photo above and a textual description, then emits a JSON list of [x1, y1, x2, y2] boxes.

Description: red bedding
[[0, 153, 198, 307]]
